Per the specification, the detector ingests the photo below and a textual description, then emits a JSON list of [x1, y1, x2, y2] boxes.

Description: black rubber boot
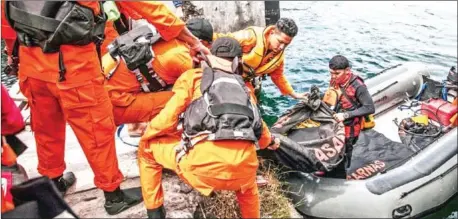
[[147, 205, 166, 219], [104, 187, 143, 215], [51, 172, 76, 196]]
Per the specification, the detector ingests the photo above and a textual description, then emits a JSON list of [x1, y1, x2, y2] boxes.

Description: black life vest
[[106, 25, 169, 93], [5, 1, 106, 53], [335, 75, 365, 138], [182, 60, 263, 142]]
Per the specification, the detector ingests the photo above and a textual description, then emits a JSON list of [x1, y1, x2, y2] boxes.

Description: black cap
[[211, 37, 242, 58], [329, 55, 351, 70], [186, 18, 213, 43]]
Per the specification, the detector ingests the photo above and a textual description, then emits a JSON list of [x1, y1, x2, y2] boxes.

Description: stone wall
[[186, 1, 266, 33]]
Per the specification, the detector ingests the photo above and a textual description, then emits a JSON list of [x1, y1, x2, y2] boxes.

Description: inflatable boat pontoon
[[282, 62, 457, 219]]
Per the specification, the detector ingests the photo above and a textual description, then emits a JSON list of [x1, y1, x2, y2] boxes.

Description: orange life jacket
[[242, 26, 284, 79]]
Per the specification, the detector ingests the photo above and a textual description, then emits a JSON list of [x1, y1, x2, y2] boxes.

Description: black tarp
[[270, 95, 346, 172], [347, 129, 414, 180]]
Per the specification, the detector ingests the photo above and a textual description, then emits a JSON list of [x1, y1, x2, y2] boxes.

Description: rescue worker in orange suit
[[4, 1, 210, 215], [124, 17, 213, 137], [214, 17, 307, 101], [138, 37, 280, 218], [323, 55, 375, 178], [101, 18, 213, 137], [1, 84, 26, 213], [101, 18, 214, 136]]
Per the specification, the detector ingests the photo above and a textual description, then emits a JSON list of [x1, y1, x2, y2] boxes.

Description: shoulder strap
[[113, 13, 129, 35], [12, 38, 19, 58], [335, 75, 363, 110], [200, 65, 215, 94], [6, 2, 62, 32], [338, 86, 360, 110], [137, 65, 167, 92]]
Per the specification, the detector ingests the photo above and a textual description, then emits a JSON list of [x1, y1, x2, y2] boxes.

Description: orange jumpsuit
[[214, 26, 294, 101], [101, 21, 119, 56], [1, 1, 16, 56], [15, 1, 185, 192], [102, 39, 193, 125], [138, 68, 273, 218]]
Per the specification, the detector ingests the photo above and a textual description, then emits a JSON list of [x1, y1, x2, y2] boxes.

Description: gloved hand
[[299, 85, 321, 111], [103, 1, 121, 21], [309, 85, 321, 101]]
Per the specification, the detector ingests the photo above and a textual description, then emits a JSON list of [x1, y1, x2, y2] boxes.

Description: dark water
[[259, 2, 457, 218], [1, 1, 457, 218]]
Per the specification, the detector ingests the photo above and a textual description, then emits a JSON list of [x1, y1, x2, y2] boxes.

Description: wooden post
[[265, 1, 280, 26]]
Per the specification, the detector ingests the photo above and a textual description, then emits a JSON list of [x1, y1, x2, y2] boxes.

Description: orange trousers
[[138, 137, 261, 218], [18, 75, 123, 192], [1, 141, 17, 167], [1, 187, 14, 213], [111, 91, 174, 126]]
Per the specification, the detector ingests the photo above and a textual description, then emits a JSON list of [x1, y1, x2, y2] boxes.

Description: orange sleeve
[[101, 21, 119, 56], [173, 47, 193, 77], [1, 2, 17, 41], [270, 62, 294, 95], [258, 120, 273, 149], [213, 28, 256, 54], [116, 1, 185, 41], [141, 70, 198, 141]]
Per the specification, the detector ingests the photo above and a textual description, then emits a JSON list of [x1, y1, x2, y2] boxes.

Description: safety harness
[[106, 25, 170, 93], [174, 58, 263, 162]]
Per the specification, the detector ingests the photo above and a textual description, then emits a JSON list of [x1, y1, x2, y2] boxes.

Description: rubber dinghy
[[272, 62, 457, 219]]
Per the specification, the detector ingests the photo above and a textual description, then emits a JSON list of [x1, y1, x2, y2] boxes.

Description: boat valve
[[392, 204, 412, 219]]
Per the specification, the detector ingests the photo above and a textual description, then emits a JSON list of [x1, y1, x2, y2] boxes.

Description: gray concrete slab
[[64, 173, 201, 218], [16, 124, 140, 194], [8, 82, 201, 218], [16, 123, 201, 218]]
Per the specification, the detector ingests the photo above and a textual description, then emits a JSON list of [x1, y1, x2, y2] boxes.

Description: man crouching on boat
[[322, 55, 375, 178]]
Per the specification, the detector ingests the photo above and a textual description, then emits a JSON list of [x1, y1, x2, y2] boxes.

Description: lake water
[[1, 1, 457, 218]]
